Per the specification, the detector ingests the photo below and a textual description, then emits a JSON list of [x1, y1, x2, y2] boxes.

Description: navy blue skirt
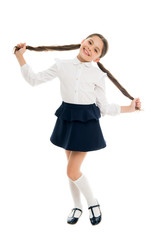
[[50, 101, 107, 152]]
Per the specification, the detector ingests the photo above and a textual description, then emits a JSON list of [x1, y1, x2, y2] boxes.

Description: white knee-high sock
[[71, 174, 100, 217], [72, 174, 97, 207], [68, 178, 83, 210]]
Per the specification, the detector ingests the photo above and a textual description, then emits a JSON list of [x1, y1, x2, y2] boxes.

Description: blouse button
[[76, 77, 78, 80], [75, 90, 77, 93]]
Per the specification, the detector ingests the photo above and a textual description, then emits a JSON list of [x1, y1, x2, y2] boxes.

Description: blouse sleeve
[[94, 74, 121, 116], [20, 58, 60, 86]]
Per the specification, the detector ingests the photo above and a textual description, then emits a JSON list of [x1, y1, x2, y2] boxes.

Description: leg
[[67, 151, 86, 208], [65, 150, 82, 209], [65, 150, 83, 210], [67, 151, 87, 181], [65, 150, 83, 222], [67, 151, 101, 224], [67, 151, 96, 206], [65, 149, 72, 161]]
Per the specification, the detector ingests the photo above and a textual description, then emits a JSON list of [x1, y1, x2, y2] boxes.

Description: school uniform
[[20, 56, 121, 152]]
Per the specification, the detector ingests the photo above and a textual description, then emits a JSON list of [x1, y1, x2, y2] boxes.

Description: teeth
[[84, 48, 89, 56]]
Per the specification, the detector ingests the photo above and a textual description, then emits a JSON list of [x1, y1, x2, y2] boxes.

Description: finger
[[136, 103, 141, 108], [136, 100, 141, 104]]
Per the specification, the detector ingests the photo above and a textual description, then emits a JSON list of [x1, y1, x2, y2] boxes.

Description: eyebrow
[[90, 39, 100, 52]]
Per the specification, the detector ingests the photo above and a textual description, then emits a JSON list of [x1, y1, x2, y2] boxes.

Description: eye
[[88, 40, 92, 45], [94, 49, 98, 53]]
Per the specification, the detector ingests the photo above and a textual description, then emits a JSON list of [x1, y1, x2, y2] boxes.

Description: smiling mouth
[[83, 48, 90, 56]]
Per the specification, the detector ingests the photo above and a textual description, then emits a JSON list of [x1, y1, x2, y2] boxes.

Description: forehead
[[87, 35, 103, 50]]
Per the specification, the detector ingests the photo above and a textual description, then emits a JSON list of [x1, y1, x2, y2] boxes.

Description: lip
[[83, 48, 90, 56]]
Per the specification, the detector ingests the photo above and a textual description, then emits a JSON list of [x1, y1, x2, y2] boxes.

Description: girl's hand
[[14, 42, 26, 55], [130, 98, 141, 112]]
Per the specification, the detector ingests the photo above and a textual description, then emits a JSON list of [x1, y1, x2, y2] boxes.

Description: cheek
[[93, 52, 98, 58], [80, 44, 85, 51]]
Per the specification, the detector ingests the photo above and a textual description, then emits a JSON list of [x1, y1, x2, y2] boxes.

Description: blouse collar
[[73, 56, 92, 68]]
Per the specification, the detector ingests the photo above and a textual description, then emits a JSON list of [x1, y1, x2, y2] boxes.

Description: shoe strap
[[88, 204, 100, 210], [72, 208, 82, 218], [88, 204, 100, 219], [72, 208, 83, 212]]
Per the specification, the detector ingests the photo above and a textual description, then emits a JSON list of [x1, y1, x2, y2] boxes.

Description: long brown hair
[[14, 33, 140, 110]]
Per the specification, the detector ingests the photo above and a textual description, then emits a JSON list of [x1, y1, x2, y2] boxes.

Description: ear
[[93, 58, 100, 63]]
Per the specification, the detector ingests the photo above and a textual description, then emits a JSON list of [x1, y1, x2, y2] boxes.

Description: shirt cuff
[[20, 63, 28, 71], [101, 104, 121, 116]]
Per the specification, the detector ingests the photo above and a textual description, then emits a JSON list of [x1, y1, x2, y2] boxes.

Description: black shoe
[[88, 204, 102, 225], [67, 208, 83, 224]]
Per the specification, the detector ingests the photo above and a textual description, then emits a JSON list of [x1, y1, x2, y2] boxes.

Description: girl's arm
[[120, 106, 132, 113], [95, 75, 121, 116], [15, 51, 26, 66], [14, 43, 59, 86], [15, 43, 26, 66], [120, 98, 141, 113], [95, 74, 141, 116]]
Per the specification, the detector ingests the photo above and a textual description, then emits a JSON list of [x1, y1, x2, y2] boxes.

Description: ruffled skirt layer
[[50, 101, 106, 152]]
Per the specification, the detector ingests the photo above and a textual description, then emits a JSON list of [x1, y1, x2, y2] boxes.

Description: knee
[[67, 166, 81, 181]]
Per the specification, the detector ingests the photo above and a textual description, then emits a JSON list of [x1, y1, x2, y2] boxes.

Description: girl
[[14, 33, 141, 226]]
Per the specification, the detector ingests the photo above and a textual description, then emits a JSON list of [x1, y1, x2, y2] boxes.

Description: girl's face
[[77, 35, 104, 63]]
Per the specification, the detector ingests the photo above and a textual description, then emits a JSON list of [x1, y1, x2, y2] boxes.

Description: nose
[[89, 45, 94, 53], [88, 46, 93, 54], [88, 48, 91, 55]]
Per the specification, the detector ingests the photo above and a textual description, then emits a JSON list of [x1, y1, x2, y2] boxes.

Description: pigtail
[[13, 44, 81, 54], [97, 61, 140, 110]]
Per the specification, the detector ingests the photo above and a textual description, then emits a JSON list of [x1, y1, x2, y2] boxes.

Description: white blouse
[[20, 56, 121, 116]]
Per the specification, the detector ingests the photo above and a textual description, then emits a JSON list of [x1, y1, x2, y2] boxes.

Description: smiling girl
[[14, 33, 141, 226]]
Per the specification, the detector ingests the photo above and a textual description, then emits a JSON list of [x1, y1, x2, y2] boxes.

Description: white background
[[0, 0, 160, 239]]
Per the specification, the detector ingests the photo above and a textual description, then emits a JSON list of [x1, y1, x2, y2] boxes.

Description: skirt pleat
[[50, 101, 107, 152]]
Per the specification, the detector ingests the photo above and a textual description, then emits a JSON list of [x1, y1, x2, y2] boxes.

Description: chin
[[82, 53, 91, 61]]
